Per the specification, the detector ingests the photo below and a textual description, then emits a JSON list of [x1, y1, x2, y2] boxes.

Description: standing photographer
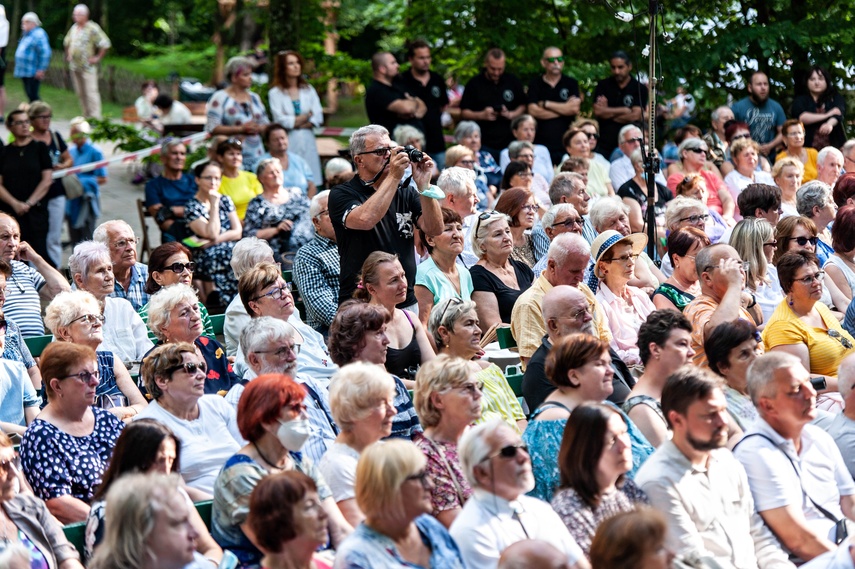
[[329, 124, 444, 310]]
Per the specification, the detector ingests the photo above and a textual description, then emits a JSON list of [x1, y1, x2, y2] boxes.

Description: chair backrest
[[195, 500, 213, 531], [136, 198, 153, 263], [496, 327, 517, 350], [209, 313, 225, 337], [63, 521, 87, 558], [24, 335, 52, 358]]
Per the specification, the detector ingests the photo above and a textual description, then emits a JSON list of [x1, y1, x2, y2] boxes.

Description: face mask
[[276, 418, 311, 451]]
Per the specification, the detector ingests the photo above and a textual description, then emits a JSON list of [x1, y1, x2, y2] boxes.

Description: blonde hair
[[355, 439, 425, 519], [664, 196, 706, 231], [729, 218, 773, 290], [413, 355, 475, 428], [328, 362, 396, 430], [471, 211, 512, 257], [44, 290, 100, 335]]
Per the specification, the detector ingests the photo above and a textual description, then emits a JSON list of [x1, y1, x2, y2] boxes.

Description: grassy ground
[[5, 79, 127, 120]]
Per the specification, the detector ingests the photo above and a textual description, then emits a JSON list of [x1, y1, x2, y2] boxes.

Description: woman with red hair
[[495, 186, 538, 267], [833, 172, 855, 208], [825, 204, 855, 303], [211, 373, 351, 568]]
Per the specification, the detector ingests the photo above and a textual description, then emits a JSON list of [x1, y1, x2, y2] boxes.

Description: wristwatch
[[418, 184, 445, 199]]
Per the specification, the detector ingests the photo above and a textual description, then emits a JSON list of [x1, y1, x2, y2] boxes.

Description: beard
[[687, 428, 728, 452], [750, 91, 768, 105]]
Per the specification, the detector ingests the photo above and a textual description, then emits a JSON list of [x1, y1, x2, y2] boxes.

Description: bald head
[[542, 285, 593, 339], [498, 540, 570, 569]]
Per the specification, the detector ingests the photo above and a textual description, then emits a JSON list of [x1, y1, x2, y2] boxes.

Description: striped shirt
[[4, 261, 46, 338], [110, 263, 149, 312]]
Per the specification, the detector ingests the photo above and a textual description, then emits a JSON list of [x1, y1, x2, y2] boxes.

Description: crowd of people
[[5, 13, 855, 568]]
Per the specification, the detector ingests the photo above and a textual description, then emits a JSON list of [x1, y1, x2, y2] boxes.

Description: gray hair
[[694, 243, 735, 280], [224, 56, 255, 83], [618, 124, 641, 143], [746, 351, 802, 406], [471, 211, 511, 257], [324, 157, 353, 182], [230, 237, 274, 279], [710, 106, 730, 123], [392, 124, 425, 148], [547, 232, 590, 265], [437, 167, 476, 198], [589, 196, 629, 232], [817, 146, 844, 167], [677, 136, 706, 160], [309, 190, 331, 219], [240, 316, 296, 359], [459, 418, 510, 487], [454, 121, 481, 144], [93, 220, 134, 245], [541, 203, 577, 232], [542, 285, 588, 322], [73, 4, 90, 15], [842, 139, 855, 158], [146, 284, 200, 341], [21, 12, 41, 25], [44, 290, 100, 334], [508, 141, 534, 160], [630, 147, 644, 167], [350, 125, 389, 157], [665, 196, 706, 231], [68, 240, 111, 284], [255, 157, 280, 179], [328, 362, 396, 431], [796, 180, 832, 217], [69, 116, 91, 135], [428, 299, 477, 348], [160, 139, 185, 155], [548, 172, 585, 204]]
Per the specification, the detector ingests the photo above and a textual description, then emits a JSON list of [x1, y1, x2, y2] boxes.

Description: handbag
[[61, 174, 84, 199]]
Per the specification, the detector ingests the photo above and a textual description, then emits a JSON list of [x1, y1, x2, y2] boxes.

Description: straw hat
[[591, 230, 648, 279]]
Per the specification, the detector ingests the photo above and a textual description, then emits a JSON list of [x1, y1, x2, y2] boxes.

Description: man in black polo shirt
[[364, 52, 426, 136], [592, 50, 648, 159], [527, 46, 582, 165], [398, 40, 450, 169], [460, 48, 526, 159], [328, 125, 443, 309]]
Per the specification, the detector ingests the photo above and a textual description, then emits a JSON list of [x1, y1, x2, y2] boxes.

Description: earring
[[787, 295, 794, 307]]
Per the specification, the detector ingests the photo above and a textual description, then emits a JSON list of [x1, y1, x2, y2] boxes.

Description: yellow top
[[219, 171, 262, 219], [775, 147, 818, 183]]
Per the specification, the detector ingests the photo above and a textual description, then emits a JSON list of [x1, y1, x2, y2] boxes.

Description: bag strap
[[735, 433, 842, 524]]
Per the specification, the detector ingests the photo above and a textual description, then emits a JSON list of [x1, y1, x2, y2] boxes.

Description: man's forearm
[[705, 287, 743, 339]]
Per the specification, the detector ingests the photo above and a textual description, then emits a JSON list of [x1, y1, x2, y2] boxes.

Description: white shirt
[[450, 489, 585, 569], [318, 442, 360, 502], [826, 413, 855, 480], [460, 213, 480, 268], [734, 418, 855, 544], [100, 296, 154, 363], [224, 295, 250, 357], [802, 540, 855, 569], [134, 396, 244, 494]]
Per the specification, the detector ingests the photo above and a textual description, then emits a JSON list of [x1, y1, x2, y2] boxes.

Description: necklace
[[253, 442, 285, 471]]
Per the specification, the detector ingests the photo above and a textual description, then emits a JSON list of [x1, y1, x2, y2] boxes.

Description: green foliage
[[87, 119, 162, 164]]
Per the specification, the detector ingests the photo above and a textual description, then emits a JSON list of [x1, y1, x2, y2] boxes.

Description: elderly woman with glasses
[[496, 187, 539, 268], [20, 343, 124, 524], [723, 138, 775, 220], [763, 250, 855, 391], [669, 176, 728, 246], [454, 121, 501, 190], [470, 210, 534, 331], [147, 284, 239, 395], [68, 241, 153, 364], [666, 137, 734, 224], [213, 374, 351, 567], [206, 55, 270, 173], [45, 290, 147, 422], [135, 342, 244, 497], [429, 298, 526, 433], [797, 180, 837, 266], [333, 439, 465, 569]]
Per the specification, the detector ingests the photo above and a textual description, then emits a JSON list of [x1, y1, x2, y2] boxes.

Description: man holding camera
[[329, 124, 443, 309]]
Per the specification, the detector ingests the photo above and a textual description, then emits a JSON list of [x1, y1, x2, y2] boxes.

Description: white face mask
[[275, 418, 311, 451]]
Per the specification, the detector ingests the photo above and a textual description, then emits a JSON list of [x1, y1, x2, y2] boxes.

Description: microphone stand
[[642, 0, 661, 262]]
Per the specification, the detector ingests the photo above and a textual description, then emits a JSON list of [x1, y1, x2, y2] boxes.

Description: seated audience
[[0, 319, 39, 436], [412, 355, 480, 528], [455, 121, 501, 190], [261, 124, 317, 197], [734, 352, 855, 562], [797, 180, 836, 265], [530, 203, 583, 276], [589, 508, 674, 569], [144, 140, 197, 243], [505, 141, 551, 208], [444, 143, 492, 210], [635, 366, 793, 568], [652, 227, 708, 312], [551, 403, 649, 558], [705, 319, 763, 431], [293, 190, 340, 336], [21, 343, 124, 523], [93, 220, 149, 312], [147, 284, 238, 394], [0, 260, 42, 389], [224, 237, 275, 356], [671, 175, 729, 245], [729, 217, 783, 323], [828, 354, 855, 479], [213, 374, 350, 567], [153, 94, 193, 128], [666, 137, 732, 221], [833, 172, 855, 208], [333, 439, 466, 568], [134, 342, 244, 496], [549, 172, 597, 243], [450, 419, 587, 569], [496, 186, 538, 268], [773, 156, 804, 217], [84, 420, 220, 563], [618, 148, 672, 239], [437, 166, 480, 266], [719, 182, 782, 243], [825, 205, 855, 304], [499, 115, 554, 183], [497, 539, 569, 569], [318, 362, 397, 528], [724, 137, 775, 219], [45, 290, 146, 420], [217, 138, 263, 220], [429, 298, 526, 432], [469, 210, 534, 331], [776, 119, 818, 182], [561, 126, 612, 199]]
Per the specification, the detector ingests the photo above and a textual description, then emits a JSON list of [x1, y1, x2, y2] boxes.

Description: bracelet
[[746, 293, 757, 309]]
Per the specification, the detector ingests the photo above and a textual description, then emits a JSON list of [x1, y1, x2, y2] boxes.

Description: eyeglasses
[[160, 261, 195, 274], [516, 172, 534, 180], [763, 240, 778, 248], [252, 282, 292, 301], [731, 133, 751, 141], [604, 253, 640, 264], [63, 369, 100, 383], [459, 159, 476, 166], [452, 381, 484, 396], [255, 343, 302, 358], [225, 138, 243, 147], [488, 443, 529, 460], [9, 120, 29, 127], [111, 237, 140, 250], [793, 270, 825, 285], [167, 361, 208, 376], [314, 209, 329, 219], [71, 313, 105, 326], [784, 236, 818, 247], [520, 203, 538, 211], [474, 210, 499, 239], [437, 297, 464, 325], [356, 147, 393, 157], [405, 470, 431, 487], [568, 304, 593, 320], [702, 261, 750, 274], [828, 329, 854, 350], [551, 217, 583, 229], [545, 56, 564, 63], [678, 213, 709, 224]]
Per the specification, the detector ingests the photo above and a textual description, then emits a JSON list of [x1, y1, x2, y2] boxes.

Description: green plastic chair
[[63, 521, 86, 558], [195, 499, 213, 531], [496, 327, 517, 350], [24, 335, 52, 358], [209, 313, 226, 338]]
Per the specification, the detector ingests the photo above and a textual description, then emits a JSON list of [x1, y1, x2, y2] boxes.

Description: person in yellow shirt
[[216, 138, 261, 219]]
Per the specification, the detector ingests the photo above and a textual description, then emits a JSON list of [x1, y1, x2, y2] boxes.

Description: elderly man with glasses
[[93, 220, 148, 311]]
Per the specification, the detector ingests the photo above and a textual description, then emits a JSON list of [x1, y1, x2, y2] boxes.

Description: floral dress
[[242, 189, 313, 259], [206, 90, 270, 173], [184, 195, 239, 303]]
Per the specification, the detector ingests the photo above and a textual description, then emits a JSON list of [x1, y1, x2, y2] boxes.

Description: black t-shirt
[[46, 131, 69, 199], [460, 71, 527, 152], [791, 93, 847, 150], [0, 139, 51, 209], [527, 74, 581, 164], [364, 78, 424, 137], [592, 76, 648, 157], [617, 178, 673, 223], [469, 259, 533, 324], [398, 70, 449, 154], [329, 174, 423, 307]]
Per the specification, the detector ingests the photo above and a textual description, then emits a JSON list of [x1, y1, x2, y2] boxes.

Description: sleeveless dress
[[385, 310, 421, 381], [652, 283, 695, 312]]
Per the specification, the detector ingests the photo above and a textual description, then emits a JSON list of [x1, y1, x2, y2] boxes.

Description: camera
[[399, 145, 425, 163]]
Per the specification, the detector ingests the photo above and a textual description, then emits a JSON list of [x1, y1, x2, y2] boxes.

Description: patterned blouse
[[551, 480, 649, 557], [242, 189, 313, 256], [206, 90, 270, 173], [414, 436, 472, 516], [652, 283, 695, 312]]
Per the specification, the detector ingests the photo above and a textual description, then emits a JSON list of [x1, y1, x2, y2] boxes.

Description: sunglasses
[[357, 147, 393, 157], [678, 214, 709, 224], [687, 147, 709, 154], [731, 133, 751, 141], [828, 329, 854, 350], [161, 261, 196, 274], [225, 137, 243, 147], [551, 217, 583, 229], [474, 210, 500, 239], [488, 443, 529, 460], [437, 297, 464, 325], [167, 362, 208, 375], [784, 236, 818, 247], [545, 56, 564, 63], [585, 132, 599, 140]]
